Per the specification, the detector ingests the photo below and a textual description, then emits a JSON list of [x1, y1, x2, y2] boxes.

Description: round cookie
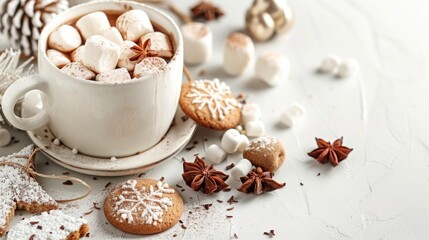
[[104, 179, 184, 235], [179, 78, 241, 130], [243, 136, 286, 172]]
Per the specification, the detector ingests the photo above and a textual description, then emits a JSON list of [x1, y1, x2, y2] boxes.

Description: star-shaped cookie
[[0, 145, 58, 236]]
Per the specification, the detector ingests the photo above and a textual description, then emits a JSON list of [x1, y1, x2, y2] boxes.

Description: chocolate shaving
[[29, 221, 39, 225], [93, 202, 100, 210], [104, 182, 112, 189], [203, 203, 212, 210], [138, 173, 145, 178], [317, 173, 321, 176], [227, 207, 234, 211], [226, 215, 233, 219], [84, 210, 94, 215], [223, 187, 232, 192], [181, 224, 187, 229], [225, 163, 235, 170], [179, 220, 183, 224], [300, 182, 304, 186], [29, 235, 35, 240], [62, 172, 70, 175], [160, 177, 165, 181], [37, 226, 42, 230], [176, 184, 183, 188], [62, 180, 73, 185], [233, 233, 239, 239], [227, 195, 238, 204], [60, 225, 65, 230], [173, 234, 177, 237], [185, 145, 195, 151], [217, 200, 223, 203], [263, 229, 276, 237], [93, 177, 97, 180], [181, 115, 189, 121]]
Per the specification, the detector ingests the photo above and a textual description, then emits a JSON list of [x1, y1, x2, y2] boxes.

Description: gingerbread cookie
[[0, 145, 58, 237], [104, 179, 184, 235], [7, 210, 89, 240], [243, 136, 286, 172], [179, 78, 241, 130]]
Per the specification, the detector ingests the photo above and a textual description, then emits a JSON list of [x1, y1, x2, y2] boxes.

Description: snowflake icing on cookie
[[186, 79, 240, 120], [113, 180, 175, 225]]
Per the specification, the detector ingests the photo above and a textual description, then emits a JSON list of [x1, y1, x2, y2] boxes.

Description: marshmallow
[[70, 46, 85, 64], [0, 128, 12, 147], [83, 35, 120, 73], [221, 129, 242, 153], [96, 68, 131, 84], [72, 148, 78, 154], [237, 134, 250, 153], [336, 58, 359, 78], [182, 22, 212, 65], [205, 144, 227, 164], [61, 62, 95, 80], [48, 25, 82, 52], [76, 11, 111, 40], [116, 10, 154, 42], [319, 54, 341, 73], [241, 103, 261, 124], [245, 120, 265, 137], [101, 27, 123, 45], [223, 33, 254, 76], [118, 40, 139, 71], [231, 159, 253, 180], [280, 103, 306, 127], [47, 49, 70, 68], [134, 57, 168, 79], [53, 138, 61, 146], [255, 52, 290, 86], [140, 32, 174, 58]]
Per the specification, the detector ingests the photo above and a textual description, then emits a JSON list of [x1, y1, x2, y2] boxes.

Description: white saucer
[[21, 91, 196, 176]]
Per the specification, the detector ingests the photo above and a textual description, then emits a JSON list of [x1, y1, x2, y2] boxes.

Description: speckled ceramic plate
[[21, 90, 196, 176]]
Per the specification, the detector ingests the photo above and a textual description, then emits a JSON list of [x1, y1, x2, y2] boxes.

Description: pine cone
[[0, 0, 69, 56]]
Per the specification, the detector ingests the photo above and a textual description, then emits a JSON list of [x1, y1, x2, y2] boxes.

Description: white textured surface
[[1, 0, 429, 239]]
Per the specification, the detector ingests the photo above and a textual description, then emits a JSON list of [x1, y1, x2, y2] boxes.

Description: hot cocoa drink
[[47, 10, 175, 84]]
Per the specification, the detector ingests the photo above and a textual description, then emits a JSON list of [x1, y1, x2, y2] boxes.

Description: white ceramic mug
[[1, 0, 183, 157]]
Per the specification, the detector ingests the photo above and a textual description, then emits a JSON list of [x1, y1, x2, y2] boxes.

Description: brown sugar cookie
[[7, 210, 89, 240], [0, 145, 58, 237], [179, 78, 241, 130], [104, 179, 184, 235], [243, 136, 286, 172]]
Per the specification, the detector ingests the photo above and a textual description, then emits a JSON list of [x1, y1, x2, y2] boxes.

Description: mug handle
[[1, 75, 49, 131]]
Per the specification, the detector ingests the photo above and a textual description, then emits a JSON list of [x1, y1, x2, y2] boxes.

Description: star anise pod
[[182, 156, 229, 194], [190, 1, 224, 21], [308, 137, 353, 167], [237, 167, 285, 195], [130, 38, 158, 62]]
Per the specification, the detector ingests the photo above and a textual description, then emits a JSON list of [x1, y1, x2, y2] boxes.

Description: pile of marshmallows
[[47, 10, 173, 84], [180, 22, 289, 87]]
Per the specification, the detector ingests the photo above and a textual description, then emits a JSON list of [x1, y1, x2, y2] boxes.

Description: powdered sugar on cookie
[[113, 180, 175, 225], [186, 79, 241, 120], [0, 145, 57, 237], [7, 210, 89, 240]]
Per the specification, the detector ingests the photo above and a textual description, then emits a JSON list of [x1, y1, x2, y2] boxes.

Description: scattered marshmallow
[[134, 57, 168, 79], [0, 128, 11, 147], [237, 134, 250, 153], [96, 68, 131, 84], [110, 157, 117, 161], [116, 10, 154, 42], [76, 11, 111, 40], [221, 129, 242, 154], [61, 62, 95, 80], [101, 27, 123, 45], [245, 121, 265, 137], [232, 159, 252, 180], [336, 58, 359, 78], [83, 35, 120, 73], [235, 125, 243, 132], [53, 138, 61, 146], [140, 32, 174, 58], [47, 49, 70, 68], [48, 25, 82, 52], [70, 46, 85, 64], [117, 40, 139, 71], [72, 148, 78, 154], [280, 103, 306, 127], [255, 52, 290, 86], [241, 103, 261, 124], [181, 22, 212, 65], [223, 32, 254, 76], [205, 144, 227, 164], [319, 54, 341, 73]]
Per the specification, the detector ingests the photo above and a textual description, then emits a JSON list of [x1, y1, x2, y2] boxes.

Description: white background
[[2, 0, 429, 239]]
